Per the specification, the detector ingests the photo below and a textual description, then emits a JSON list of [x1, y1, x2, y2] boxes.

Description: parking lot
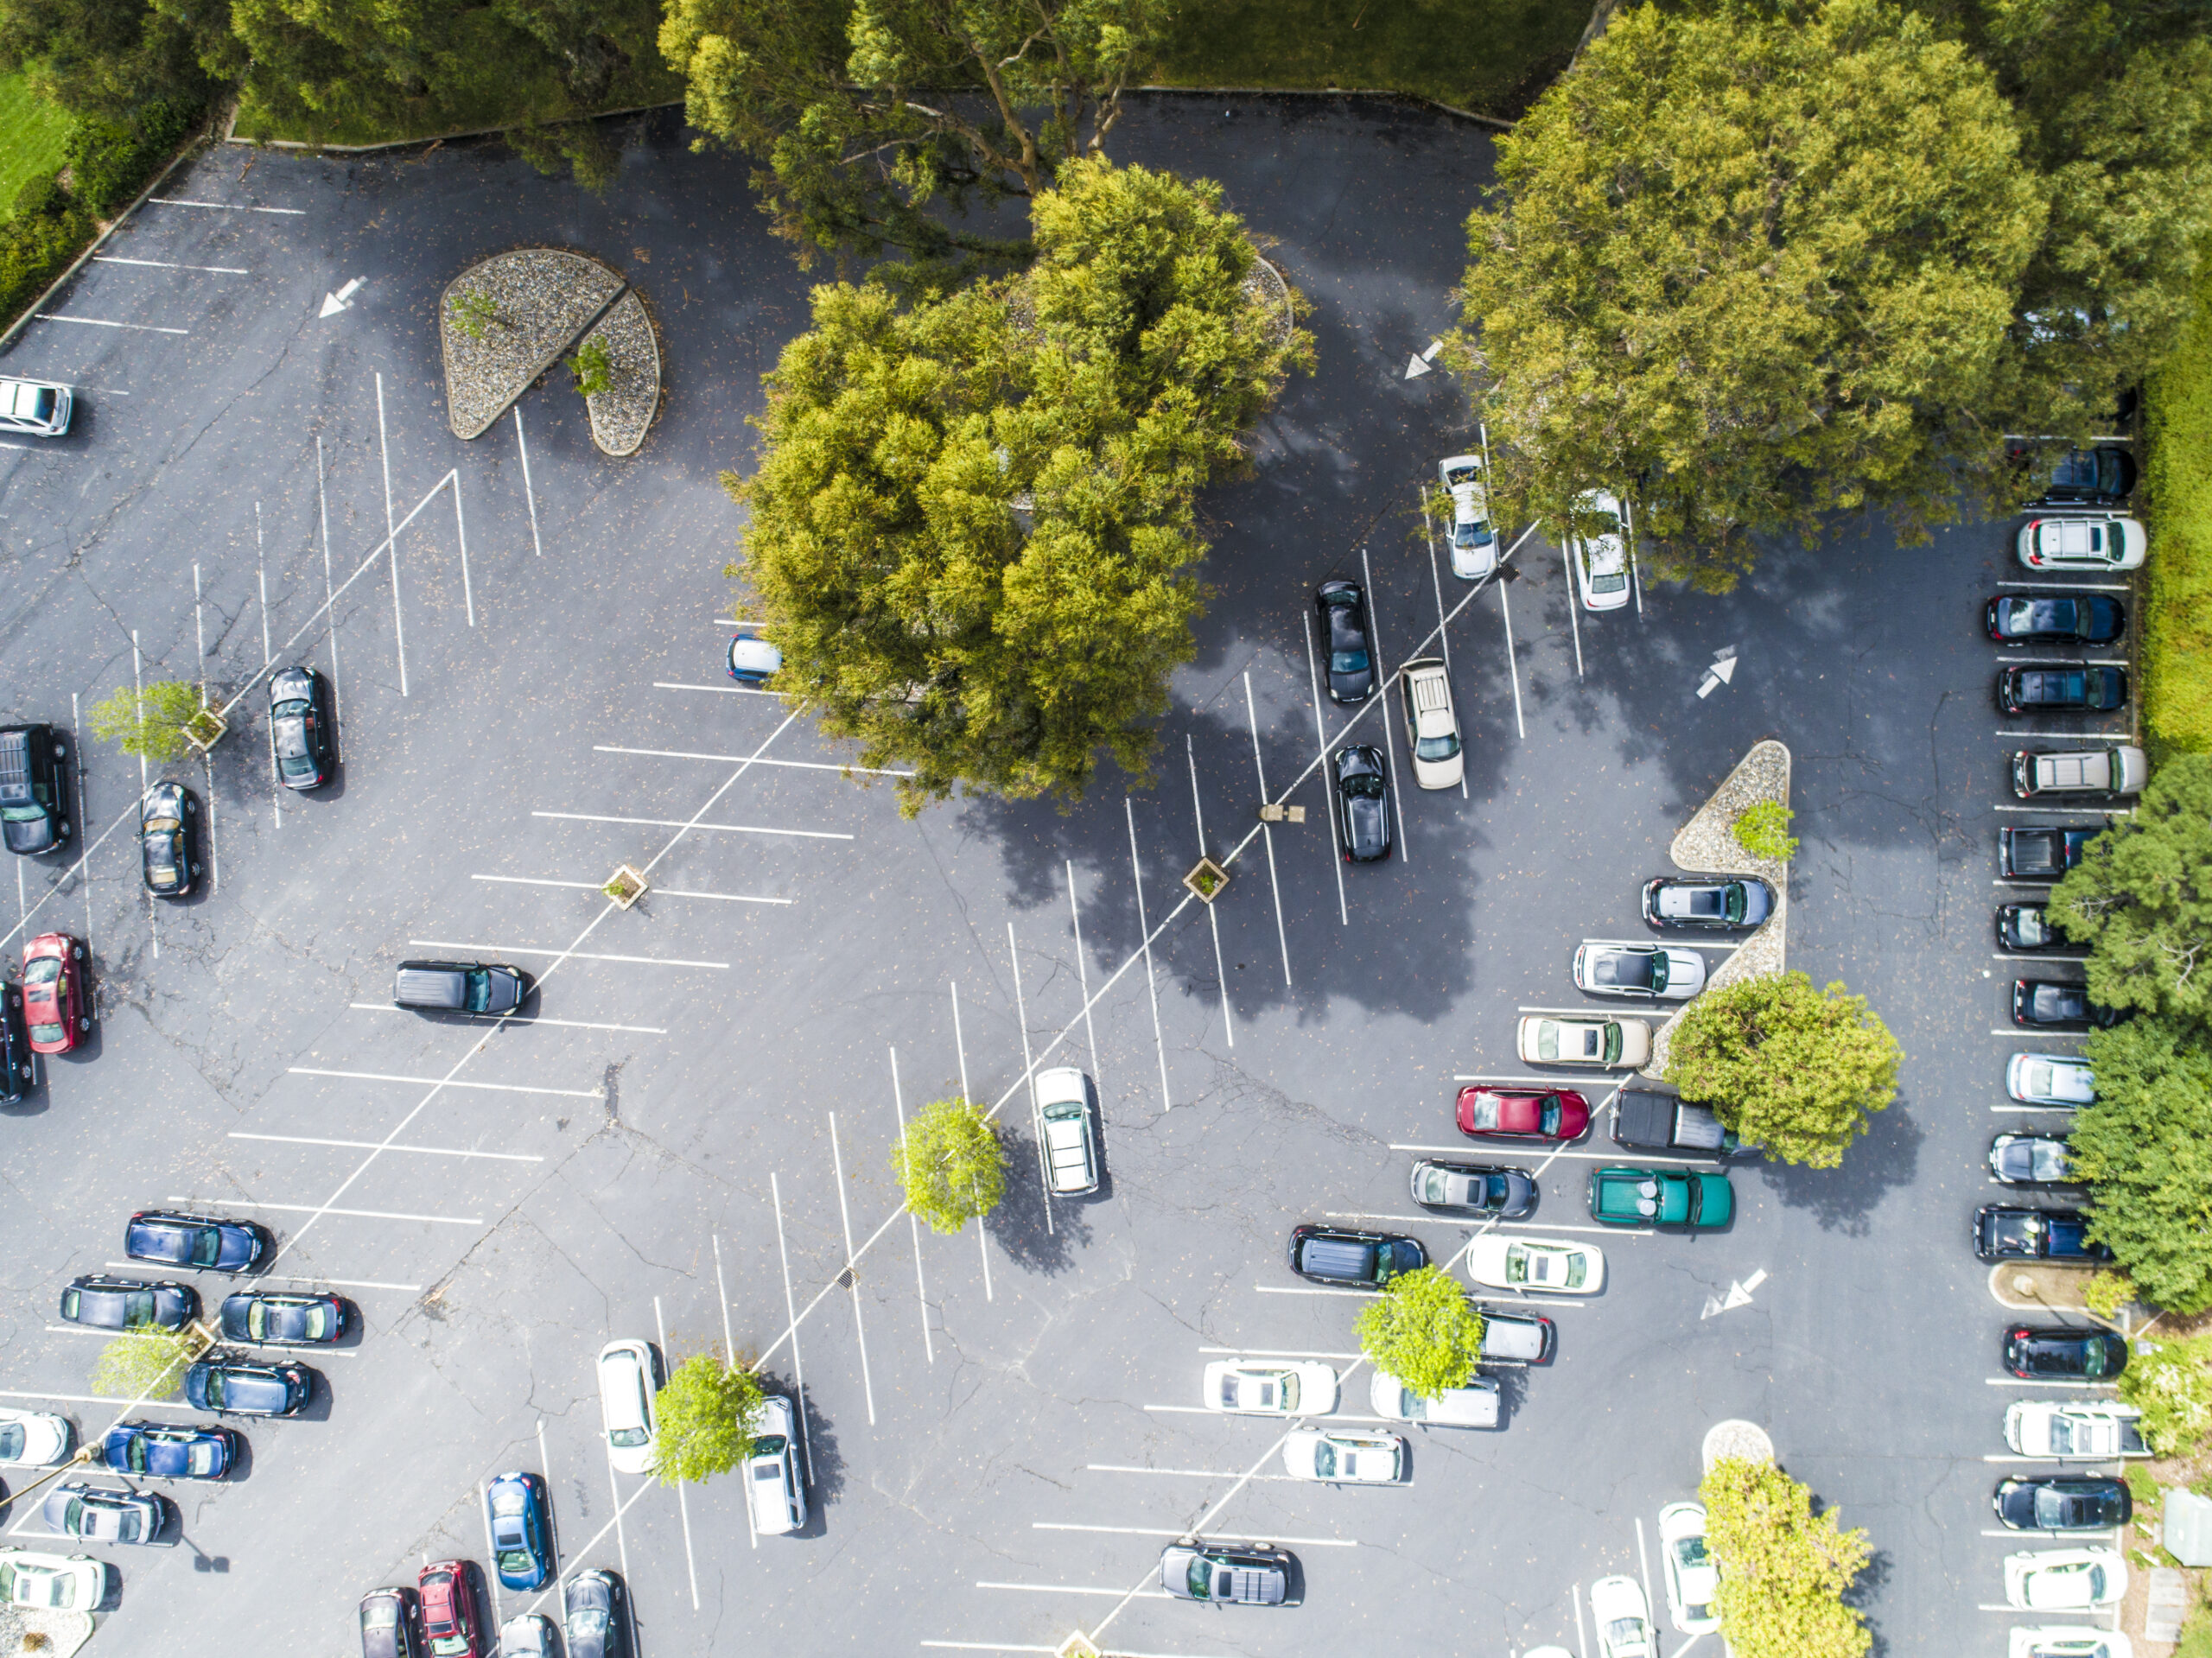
[[0, 92, 2146, 1657]]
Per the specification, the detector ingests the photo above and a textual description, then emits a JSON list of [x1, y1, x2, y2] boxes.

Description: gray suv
[[0, 726, 70, 854], [393, 961, 532, 1015], [1159, 1540, 1294, 1605]]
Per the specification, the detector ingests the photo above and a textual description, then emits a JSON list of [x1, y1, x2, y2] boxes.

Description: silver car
[[2007, 1052, 2095, 1108], [744, 1394, 807, 1536], [1573, 943, 1706, 1001], [1033, 1066, 1100, 1195], [41, 1483, 164, 1546], [1159, 1540, 1294, 1604], [0, 378, 72, 438], [1437, 454, 1497, 580]]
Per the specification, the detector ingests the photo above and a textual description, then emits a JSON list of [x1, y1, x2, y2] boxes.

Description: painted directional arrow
[[1696, 645, 1740, 700], [1700, 1267, 1770, 1318], [1403, 339, 1446, 380], [319, 276, 365, 319]]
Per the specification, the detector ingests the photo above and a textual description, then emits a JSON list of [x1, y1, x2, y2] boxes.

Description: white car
[[1590, 1574, 1656, 1658], [744, 1394, 808, 1536], [1572, 943, 1706, 1001], [1517, 1013, 1653, 1069], [499, 1614, 557, 1658], [1033, 1065, 1100, 1195], [2004, 1548, 2126, 1611], [2010, 1629, 2133, 1658], [1368, 1370, 1498, 1427], [1400, 657, 1463, 790], [1572, 490, 1631, 611], [0, 1408, 72, 1467], [2007, 1052, 2095, 1108], [1281, 1427, 1407, 1483], [1657, 1501, 1720, 1633], [2005, 1401, 2148, 1459], [2018, 516, 2146, 572], [1204, 1358, 1338, 1417], [595, 1338, 659, 1476], [0, 378, 72, 438], [1438, 454, 1498, 580], [0, 1548, 110, 1610], [1465, 1236, 1605, 1295]]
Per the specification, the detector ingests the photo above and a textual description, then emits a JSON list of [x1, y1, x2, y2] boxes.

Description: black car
[[269, 665, 334, 790], [1998, 664, 2128, 716], [0, 724, 71, 854], [564, 1568, 627, 1658], [2005, 1324, 2128, 1380], [1993, 1475, 2132, 1532], [2013, 442, 2137, 508], [1990, 1133, 2075, 1186], [1287, 1224, 1426, 1287], [1408, 1159, 1537, 1219], [359, 1586, 423, 1658], [393, 960, 532, 1016], [2000, 825, 2103, 882], [0, 982, 33, 1103], [1986, 594, 2126, 646], [1332, 744, 1392, 864], [124, 1209, 268, 1273], [1641, 876, 1773, 931], [1976, 1205, 2112, 1263], [59, 1274, 196, 1331], [1997, 904, 2078, 953], [1314, 581, 1374, 704], [185, 1354, 313, 1416], [137, 780, 201, 898], [2012, 980, 2127, 1028], [219, 1289, 347, 1345]]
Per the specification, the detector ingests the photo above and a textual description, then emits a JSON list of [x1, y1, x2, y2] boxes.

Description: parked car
[[2009, 1052, 2096, 1107], [744, 1394, 806, 1536], [1280, 1427, 1406, 1483], [1332, 744, 1392, 863], [1204, 1358, 1338, 1417], [1611, 1090, 1738, 1155], [268, 665, 334, 789], [1033, 1065, 1100, 1195], [486, 1471, 553, 1591], [0, 724, 71, 853], [499, 1615, 556, 1658], [727, 632, 781, 684], [0, 1408, 71, 1467], [1977, 1207, 2112, 1264], [1642, 876, 1772, 931], [563, 1570, 626, 1658], [393, 960, 531, 1016], [2005, 1324, 2128, 1381], [22, 932, 88, 1054], [2005, 1402, 2148, 1460], [2009, 1629, 2133, 1658], [2012, 746, 2145, 799], [1438, 454, 1497, 580], [1465, 1236, 1605, 1294], [1588, 1166, 1733, 1229], [419, 1562, 484, 1658], [1999, 664, 2127, 715], [103, 1419, 237, 1480], [219, 1288, 346, 1345], [1159, 1540, 1295, 1604], [185, 1354, 312, 1416], [1516, 1014, 1652, 1069], [0, 1549, 108, 1610], [1657, 1501, 1719, 1634], [2004, 1547, 2126, 1610], [137, 780, 201, 897], [2000, 825, 2103, 882], [1998, 903, 2077, 952], [1368, 1371, 1499, 1427], [60, 1274, 194, 1331], [1457, 1086, 1590, 1143], [1314, 581, 1374, 703], [124, 1209, 268, 1273], [1990, 1134, 2075, 1186], [1590, 1574, 1656, 1658], [0, 983, 32, 1102], [359, 1586, 423, 1658], [2018, 444, 2136, 508], [1288, 1224, 1426, 1287], [1408, 1159, 1535, 1218], [41, 1482, 166, 1545], [0, 378, 73, 438], [595, 1339, 658, 1476], [1986, 594, 2126, 646], [1573, 943, 1706, 1001], [2013, 981, 2126, 1029], [1571, 491, 1631, 611], [1478, 1306, 1554, 1363], [2018, 516, 2145, 572], [1400, 658, 1464, 790]]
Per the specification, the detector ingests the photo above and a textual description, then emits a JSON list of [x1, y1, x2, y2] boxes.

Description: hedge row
[[0, 99, 203, 334], [2145, 258, 2212, 756]]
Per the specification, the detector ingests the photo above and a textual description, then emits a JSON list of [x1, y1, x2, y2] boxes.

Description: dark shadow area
[[984, 1128, 1092, 1275], [1846, 1547, 1896, 1658], [784, 1372, 845, 1521], [1757, 1093, 1926, 1236]]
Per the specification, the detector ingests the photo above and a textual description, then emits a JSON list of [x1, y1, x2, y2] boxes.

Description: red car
[[22, 932, 87, 1055], [417, 1561, 481, 1658], [1456, 1086, 1590, 1142]]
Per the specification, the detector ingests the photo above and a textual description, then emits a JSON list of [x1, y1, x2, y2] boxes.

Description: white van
[[1368, 1370, 1500, 1427], [1033, 1066, 1100, 1195], [745, 1394, 807, 1536]]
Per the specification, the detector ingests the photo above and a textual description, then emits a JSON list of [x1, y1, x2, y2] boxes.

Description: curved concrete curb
[[439, 248, 625, 441], [1701, 1419, 1776, 1472], [1987, 1261, 2101, 1315]]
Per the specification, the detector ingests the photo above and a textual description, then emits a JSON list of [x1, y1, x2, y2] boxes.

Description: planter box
[[603, 863, 650, 910], [1183, 856, 1230, 904], [183, 708, 227, 755], [1056, 1636, 1102, 1658]]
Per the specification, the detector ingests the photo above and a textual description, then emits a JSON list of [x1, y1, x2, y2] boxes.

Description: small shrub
[[2084, 1269, 2137, 1321], [448, 289, 500, 340], [2119, 1333, 2212, 1456], [1732, 800, 1798, 862], [892, 1097, 1007, 1234], [13, 172, 67, 222], [567, 334, 614, 398], [92, 1327, 196, 1401], [88, 681, 218, 762], [653, 1351, 764, 1486], [1355, 1265, 1484, 1398]]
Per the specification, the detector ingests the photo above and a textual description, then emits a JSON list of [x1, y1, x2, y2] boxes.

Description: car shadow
[[785, 1376, 845, 1522], [984, 1130, 1092, 1276], [291, 1366, 334, 1423], [221, 1429, 254, 1483], [1756, 1089, 1924, 1236]]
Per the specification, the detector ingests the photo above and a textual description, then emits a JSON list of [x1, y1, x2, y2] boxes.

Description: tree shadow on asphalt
[[985, 1128, 1092, 1275], [782, 1371, 846, 1524], [1754, 1090, 1924, 1236], [1845, 1546, 1896, 1658]]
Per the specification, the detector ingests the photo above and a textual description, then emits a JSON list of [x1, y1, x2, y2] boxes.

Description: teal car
[[1587, 1166, 1733, 1229]]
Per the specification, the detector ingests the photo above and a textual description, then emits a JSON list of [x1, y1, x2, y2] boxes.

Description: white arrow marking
[[319, 276, 365, 319], [1421, 339, 1445, 362], [1405, 353, 1433, 380], [1710, 655, 1737, 685], [1706, 1268, 1768, 1316], [1741, 1267, 1768, 1293], [1700, 1294, 1724, 1320]]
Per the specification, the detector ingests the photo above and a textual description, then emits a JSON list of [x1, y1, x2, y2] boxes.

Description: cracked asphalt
[[0, 93, 2111, 1658]]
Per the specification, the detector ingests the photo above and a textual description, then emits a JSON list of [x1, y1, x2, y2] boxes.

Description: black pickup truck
[[1611, 1089, 1739, 1155]]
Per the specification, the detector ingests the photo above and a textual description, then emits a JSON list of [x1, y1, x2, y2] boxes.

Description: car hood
[[3, 816, 55, 854]]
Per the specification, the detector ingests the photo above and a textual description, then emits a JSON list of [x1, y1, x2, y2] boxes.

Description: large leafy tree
[[658, 0, 1170, 266], [2051, 755, 2212, 1020], [1355, 1266, 1484, 1399], [654, 1352, 766, 1485], [2070, 1018, 2212, 1312], [1700, 1458, 1873, 1658], [730, 156, 1310, 809], [891, 1097, 1007, 1234], [1664, 973, 1902, 1167]]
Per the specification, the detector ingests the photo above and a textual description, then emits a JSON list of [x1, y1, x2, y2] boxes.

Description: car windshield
[[1414, 731, 1459, 761], [1186, 1559, 1213, 1598], [432, 1637, 473, 1657], [1342, 773, 1384, 800], [1, 804, 47, 823], [1564, 1253, 1587, 1288], [1674, 1535, 1707, 1566], [464, 970, 496, 1013], [1310, 1440, 1337, 1477], [2081, 1340, 2110, 1378], [1452, 518, 1493, 549], [1330, 649, 1370, 676], [610, 1425, 649, 1448], [754, 1433, 787, 1457], [1484, 1175, 1511, 1205], [493, 1488, 527, 1515], [1540, 1101, 1562, 1134], [24, 957, 60, 985], [1724, 886, 1747, 923], [1591, 569, 1629, 593], [1468, 1096, 1500, 1129], [496, 1548, 533, 1575], [30, 1021, 64, 1044], [363, 1602, 399, 1630], [201, 1370, 228, 1407]]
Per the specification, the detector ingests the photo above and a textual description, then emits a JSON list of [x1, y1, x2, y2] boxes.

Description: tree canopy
[[2069, 1017, 2212, 1312], [2052, 755, 2212, 1020], [653, 1352, 766, 1485], [1700, 1458, 1873, 1658], [892, 1096, 1007, 1234], [91, 1329, 195, 1401], [1664, 973, 1901, 1167], [1354, 1265, 1484, 1399]]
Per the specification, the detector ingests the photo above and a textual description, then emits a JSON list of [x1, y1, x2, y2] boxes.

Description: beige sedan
[[1516, 1014, 1653, 1069], [1401, 658, 1464, 790]]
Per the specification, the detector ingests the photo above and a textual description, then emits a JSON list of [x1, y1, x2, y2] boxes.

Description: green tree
[[568, 334, 614, 397], [731, 156, 1310, 810], [2069, 1017, 2212, 1312], [1461, 0, 2049, 590], [1664, 973, 1902, 1168], [2050, 756, 2212, 1020], [892, 1096, 1007, 1235], [1354, 1265, 1484, 1399], [658, 0, 1171, 267], [2117, 1331, 2212, 1457], [1700, 1457, 1872, 1658], [87, 679, 219, 762], [652, 1351, 765, 1485], [91, 1328, 196, 1401]]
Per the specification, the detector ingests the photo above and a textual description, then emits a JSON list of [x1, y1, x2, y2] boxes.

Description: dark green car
[[1587, 1166, 1733, 1229]]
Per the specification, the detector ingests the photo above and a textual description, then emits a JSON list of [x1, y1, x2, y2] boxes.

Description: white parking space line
[[1197, 1345, 1363, 1359], [34, 314, 188, 334], [289, 1066, 602, 1097], [1033, 1522, 1357, 1547], [536, 1416, 561, 1602], [130, 632, 156, 957], [478, 1480, 506, 1628], [1574, 1582, 1589, 1657], [1582, 937, 1740, 952], [1626, 499, 1644, 616], [404, 939, 733, 969], [531, 810, 853, 842], [0, 1388, 193, 1411], [1994, 953, 2086, 962], [652, 1294, 702, 1608], [92, 255, 250, 273], [1389, 1142, 1725, 1167], [315, 436, 343, 734], [1991, 804, 2126, 815], [229, 1130, 544, 1162], [72, 693, 92, 950], [1185, 736, 1234, 1045], [1301, 612, 1351, 924], [375, 373, 409, 696], [1087, 1464, 1301, 1481], [1996, 729, 2133, 739], [1125, 802, 1173, 1112], [514, 410, 543, 558], [41, 1324, 361, 1358], [1636, 1515, 1654, 1617], [825, 1112, 880, 1424], [471, 873, 790, 906], [148, 196, 302, 213], [453, 477, 474, 627], [1985, 1376, 2119, 1388], [603, 1447, 631, 1578], [768, 1172, 813, 1491], [1415, 486, 1470, 797], [1996, 580, 2130, 592], [1519, 1004, 1618, 1015], [1359, 545, 1411, 862], [1241, 672, 1293, 987], [949, 980, 993, 1300], [163, 1197, 481, 1226], [1321, 1209, 1649, 1238], [593, 743, 913, 777], [1450, 1073, 1591, 1085], [257, 505, 281, 829], [1065, 861, 1103, 1080], [1560, 538, 1586, 677], [652, 680, 778, 698], [1993, 1104, 2080, 1114], [1989, 1030, 2085, 1040], [1254, 1285, 1378, 1299], [889, 1048, 934, 1364], [1496, 557, 1527, 739], [1006, 924, 1055, 1235], [244, 1274, 423, 1292], [346, 1001, 670, 1033], [977, 1583, 1173, 1599]]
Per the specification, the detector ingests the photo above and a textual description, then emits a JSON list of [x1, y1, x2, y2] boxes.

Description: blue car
[[124, 1210, 269, 1274], [486, 1471, 554, 1591], [184, 1355, 312, 1416], [103, 1419, 238, 1480]]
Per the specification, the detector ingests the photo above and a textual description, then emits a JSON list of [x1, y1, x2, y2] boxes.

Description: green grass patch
[[0, 71, 77, 224], [2145, 257, 2212, 757]]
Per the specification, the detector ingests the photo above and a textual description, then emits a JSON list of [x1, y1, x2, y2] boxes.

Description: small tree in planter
[[88, 681, 224, 762], [91, 1326, 199, 1401], [1732, 800, 1798, 862], [568, 334, 614, 398], [654, 1350, 766, 1485], [447, 289, 506, 340], [1355, 1265, 1484, 1398], [893, 1096, 1007, 1234]]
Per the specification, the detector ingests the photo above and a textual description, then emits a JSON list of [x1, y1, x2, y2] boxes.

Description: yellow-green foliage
[[2146, 261, 2212, 754]]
